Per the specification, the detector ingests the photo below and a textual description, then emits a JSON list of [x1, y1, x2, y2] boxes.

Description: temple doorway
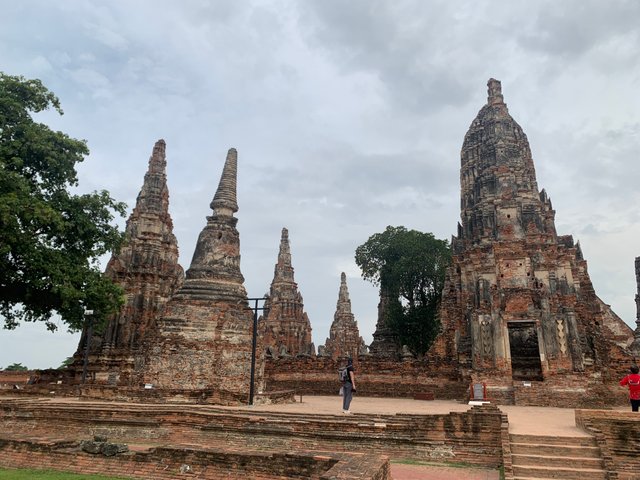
[[508, 322, 543, 380]]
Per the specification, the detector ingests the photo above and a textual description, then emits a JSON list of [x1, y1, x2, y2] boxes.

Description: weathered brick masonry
[[320, 272, 366, 359], [265, 356, 468, 399], [575, 409, 640, 480], [431, 79, 635, 406], [69, 140, 184, 386], [134, 148, 265, 397], [0, 399, 504, 469], [0, 439, 390, 480], [260, 227, 315, 357]]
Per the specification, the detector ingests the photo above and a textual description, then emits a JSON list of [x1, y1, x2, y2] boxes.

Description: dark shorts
[[631, 399, 640, 412]]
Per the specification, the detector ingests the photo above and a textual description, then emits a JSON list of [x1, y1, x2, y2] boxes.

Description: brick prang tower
[[432, 79, 633, 399], [71, 140, 184, 385], [322, 272, 365, 359], [135, 148, 263, 398], [260, 228, 314, 357]]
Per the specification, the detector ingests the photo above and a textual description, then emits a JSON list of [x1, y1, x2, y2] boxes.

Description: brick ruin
[[319, 272, 366, 359], [0, 398, 505, 479], [33, 79, 633, 409], [430, 79, 634, 404], [132, 148, 264, 400], [6, 78, 640, 480], [369, 290, 402, 358], [69, 140, 184, 385], [259, 227, 315, 357]]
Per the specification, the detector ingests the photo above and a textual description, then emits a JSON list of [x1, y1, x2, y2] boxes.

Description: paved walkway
[[228, 395, 589, 437], [390, 463, 500, 480]]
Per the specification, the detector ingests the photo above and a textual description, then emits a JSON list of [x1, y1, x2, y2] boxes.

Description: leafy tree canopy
[[57, 356, 75, 370], [355, 226, 451, 355], [4, 362, 29, 371], [0, 72, 126, 332]]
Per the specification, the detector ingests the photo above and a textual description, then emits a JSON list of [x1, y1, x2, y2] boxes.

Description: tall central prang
[[432, 79, 633, 405]]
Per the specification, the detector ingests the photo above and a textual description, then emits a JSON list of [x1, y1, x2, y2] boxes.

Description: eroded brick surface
[[575, 409, 640, 480], [133, 148, 264, 396], [430, 79, 634, 406], [69, 140, 184, 386], [320, 272, 366, 359], [0, 399, 503, 470], [260, 228, 315, 357]]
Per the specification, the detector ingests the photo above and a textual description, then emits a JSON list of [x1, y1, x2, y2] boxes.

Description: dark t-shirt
[[345, 365, 354, 384]]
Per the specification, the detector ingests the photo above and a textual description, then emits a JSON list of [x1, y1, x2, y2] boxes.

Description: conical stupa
[[322, 273, 365, 359], [70, 139, 184, 385], [260, 228, 314, 357], [135, 148, 263, 401]]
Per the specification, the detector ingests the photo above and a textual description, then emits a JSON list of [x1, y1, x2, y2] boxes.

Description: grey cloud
[[517, 0, 640, 59], [1, 0, 639, 368]]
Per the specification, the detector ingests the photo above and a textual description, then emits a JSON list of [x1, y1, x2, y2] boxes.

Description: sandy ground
[[223, 395, 590, 437]]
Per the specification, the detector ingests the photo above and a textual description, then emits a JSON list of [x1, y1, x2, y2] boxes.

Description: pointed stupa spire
[[72, 138, 184, 379], [274, 227, 294, 282], [322, 272, 364, 359], [336, 272, 352, 314], [210, 148, 238, 217], [175, 147, 247, 303], [458, 79, 544, 243], [134, 139, 169, 215], [148, 139, 166, 174], [260, 228, 314, 356], [487, 78, 504, 105]]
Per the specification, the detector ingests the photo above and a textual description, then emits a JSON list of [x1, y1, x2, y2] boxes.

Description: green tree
[[355, 226, 451, 355], [4, 362, 29, 371], [0, 73, 126, 332], [58, 356, 74, 369]]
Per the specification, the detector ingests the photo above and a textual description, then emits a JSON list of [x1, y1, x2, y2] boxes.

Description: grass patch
[[0, 468, 133, 480]]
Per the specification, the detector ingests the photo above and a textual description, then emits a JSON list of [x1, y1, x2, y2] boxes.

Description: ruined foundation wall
[[575, 409, 640, 480], [0, 439, 389, 480], [0, 400, 504, 469], [265, 356, 469, 399]]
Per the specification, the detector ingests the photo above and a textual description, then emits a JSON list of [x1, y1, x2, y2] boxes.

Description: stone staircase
[[510, 433, 607, 480]]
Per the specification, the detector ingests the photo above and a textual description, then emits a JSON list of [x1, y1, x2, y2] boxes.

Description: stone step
[[510, 434, 596, 447], [512, 453, 604, 469], [512, 465, 606, 480], [510, 442, 601, 458]]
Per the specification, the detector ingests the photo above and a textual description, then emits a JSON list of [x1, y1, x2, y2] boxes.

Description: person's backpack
[[339, 367, 348, 383]]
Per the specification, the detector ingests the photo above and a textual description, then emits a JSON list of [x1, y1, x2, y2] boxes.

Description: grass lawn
[[0, 469, 133, 480]]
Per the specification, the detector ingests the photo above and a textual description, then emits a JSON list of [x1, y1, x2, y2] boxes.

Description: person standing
[[342, 357, 356, 414], [620, 364, 640, 412]]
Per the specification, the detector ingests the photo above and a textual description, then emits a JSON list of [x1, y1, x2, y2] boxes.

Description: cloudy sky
[[1, 0, 639, 369]]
